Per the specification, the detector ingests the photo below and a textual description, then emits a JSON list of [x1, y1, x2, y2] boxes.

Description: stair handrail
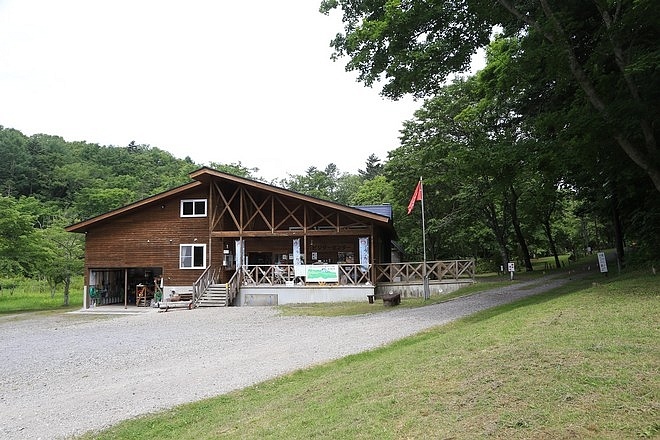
[[225, 269, 241, 305], [192, 264, 220, 306]]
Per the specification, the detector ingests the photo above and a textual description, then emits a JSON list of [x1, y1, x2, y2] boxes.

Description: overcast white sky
[[0, 0, 430, 180]]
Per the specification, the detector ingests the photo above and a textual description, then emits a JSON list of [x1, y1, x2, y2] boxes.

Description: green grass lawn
[[277, 286, 484, 317], [0, 276, 83, 314], [79, 271, 659, 439]]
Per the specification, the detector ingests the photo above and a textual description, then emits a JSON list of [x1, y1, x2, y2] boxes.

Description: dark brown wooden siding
[[84, 187, 210, 285]]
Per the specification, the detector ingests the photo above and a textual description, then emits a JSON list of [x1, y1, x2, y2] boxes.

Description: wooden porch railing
[[241, 264, 373, 286], [209, 260, 474, 292], [374, 260, 475, 283]]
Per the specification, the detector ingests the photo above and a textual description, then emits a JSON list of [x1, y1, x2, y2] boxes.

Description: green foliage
[[279, 163, 344, 201], [278, 158, 394, 206], [349, 175, 394, 205], [207, 161, 261, 180], [36, 216, 85, 302], [333, 173, 363, 205], [381, 21, 660, 263], [357, 153, 384, 180], [320, 0, 493, 99], [322, 0, 660, 193], [0, 196, 40, 275], [0, 127, 31, 196], [0, 129, 199, 215], [0, 127, 246, 286], [74, 187, 137, 220]]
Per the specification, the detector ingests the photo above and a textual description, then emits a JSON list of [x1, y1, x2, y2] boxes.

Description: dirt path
[[0, 271, 586, 439]]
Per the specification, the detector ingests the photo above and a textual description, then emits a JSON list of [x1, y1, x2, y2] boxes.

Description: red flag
[[407, 180, 423, 215]]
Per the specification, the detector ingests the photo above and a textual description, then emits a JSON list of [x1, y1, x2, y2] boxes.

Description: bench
[[382, 292, 401, 306], [157, 291, 194, 312], [158, 300, 193, 312]]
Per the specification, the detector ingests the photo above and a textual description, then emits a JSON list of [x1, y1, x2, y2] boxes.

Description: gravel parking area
[[0, 273, 579, 439]]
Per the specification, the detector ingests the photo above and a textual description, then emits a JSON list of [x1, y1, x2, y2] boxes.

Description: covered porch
[[192, 259, 475, 306]]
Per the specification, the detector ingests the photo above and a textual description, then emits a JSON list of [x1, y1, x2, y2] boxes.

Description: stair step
[[195, 284, 230, 307]]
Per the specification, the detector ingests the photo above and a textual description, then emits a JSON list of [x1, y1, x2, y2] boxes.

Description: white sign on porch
[[293, 238, 305, 277], [359, 237, 369, 271], [235, 239, 244, 269]]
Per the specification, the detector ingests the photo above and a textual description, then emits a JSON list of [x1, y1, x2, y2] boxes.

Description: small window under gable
[[180, 199, 207, 217]]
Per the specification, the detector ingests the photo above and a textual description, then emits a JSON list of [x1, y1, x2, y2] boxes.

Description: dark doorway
[[248, 252, 272, 265]]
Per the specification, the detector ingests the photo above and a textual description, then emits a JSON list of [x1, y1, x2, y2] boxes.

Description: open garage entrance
[[88, 267, 163, 308]]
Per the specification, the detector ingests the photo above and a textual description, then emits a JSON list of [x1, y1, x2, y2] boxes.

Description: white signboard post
[[597, 252, 608, 275], [507, 262, 515, 280]]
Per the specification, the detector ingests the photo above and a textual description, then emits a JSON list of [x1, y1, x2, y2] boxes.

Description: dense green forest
[[1, 1, 659, 296]]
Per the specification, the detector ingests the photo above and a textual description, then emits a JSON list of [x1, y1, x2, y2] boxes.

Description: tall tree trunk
[[542, 219, 561, 269], [611, 195, 625, 269], [482, 202, 510, 270], [498, 246, 509, 272], [509, 187, 534, 271], [64, 274, 70, 306]]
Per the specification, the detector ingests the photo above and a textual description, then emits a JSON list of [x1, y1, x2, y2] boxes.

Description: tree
[[358, 154, 385, 180], [207, 161, 261, 180], [321, 0, 660, 192], [334, 173, 363, 205], [280, 164, 342, 201], [36, 216, 84, 305], [0, 196, 39, 275], [0, 127, 31, 196], [74, 186, 137, 220], [384, 78, 500, 261], [350, 175, 394, 205]]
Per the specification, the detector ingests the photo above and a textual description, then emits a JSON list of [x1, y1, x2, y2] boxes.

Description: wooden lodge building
[[66, 167, 404, 308], [67, 167, 475, 309]]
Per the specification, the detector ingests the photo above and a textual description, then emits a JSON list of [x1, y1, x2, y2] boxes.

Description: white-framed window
[[180, 244, 206, 269], [180, 199, 207, 217]]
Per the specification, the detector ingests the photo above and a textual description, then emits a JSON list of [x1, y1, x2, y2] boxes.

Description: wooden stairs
[[196, 284, 230, 307]]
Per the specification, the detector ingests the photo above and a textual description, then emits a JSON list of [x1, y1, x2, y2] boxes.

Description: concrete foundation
[[375, 280, 474, 299], [238, 285, 375, 306]]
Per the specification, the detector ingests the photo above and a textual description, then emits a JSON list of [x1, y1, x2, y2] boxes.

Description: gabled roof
[[65, 181, 204, 233], [66, 167, 394, 233], [190, 167, 393, 224]]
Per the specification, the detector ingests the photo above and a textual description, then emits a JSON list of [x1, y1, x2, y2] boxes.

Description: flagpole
[[420, 177, 430, 300]]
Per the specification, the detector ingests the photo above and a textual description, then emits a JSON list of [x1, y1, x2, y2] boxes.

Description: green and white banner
[[306, 264, 339, 283]]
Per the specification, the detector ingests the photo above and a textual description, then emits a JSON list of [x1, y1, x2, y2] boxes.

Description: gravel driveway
[[0, 273, 580, 439]]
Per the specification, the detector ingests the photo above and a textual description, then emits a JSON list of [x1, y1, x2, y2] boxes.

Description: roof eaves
[[65, 181, 203, 233]]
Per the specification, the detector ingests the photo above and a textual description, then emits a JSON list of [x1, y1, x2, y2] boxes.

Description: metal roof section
[[353, 204, 393, 219]]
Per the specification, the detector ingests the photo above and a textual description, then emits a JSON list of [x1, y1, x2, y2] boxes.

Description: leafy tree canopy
[[321, 0, 660, 191]]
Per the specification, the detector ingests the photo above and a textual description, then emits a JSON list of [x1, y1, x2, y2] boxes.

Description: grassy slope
[[81, 271, 659, 440]]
